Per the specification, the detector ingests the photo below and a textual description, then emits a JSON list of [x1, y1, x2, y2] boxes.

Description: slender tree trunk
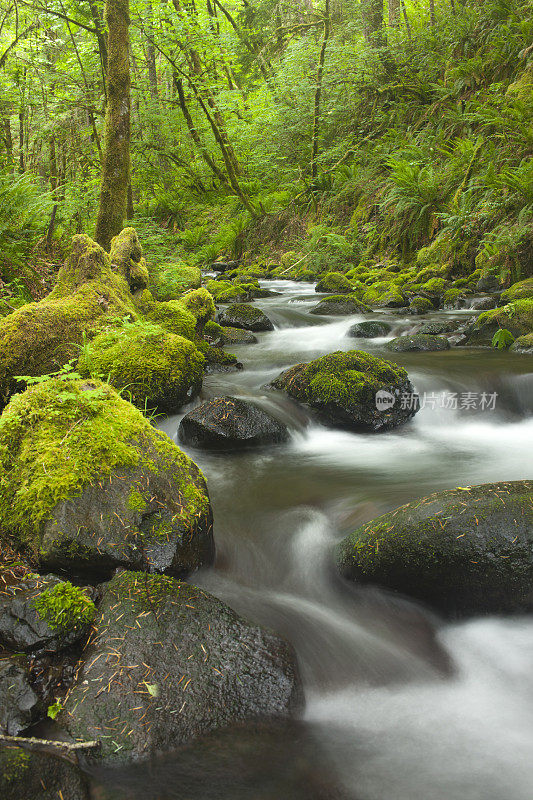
[[2, 117, 13, 166], [311, 0, 330, 179], [388, 0, 400, 27], [429, 0, 436, 26], [362, 0, 385, 46], [18, 109, 24, 173], [94, 0, 131, 251]]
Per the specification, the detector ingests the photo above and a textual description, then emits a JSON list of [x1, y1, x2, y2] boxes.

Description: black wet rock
[[218, 304, 274, 332], [416, 321, 457, 335], [386, 334, 450, 352], [309, 295, 371, 316], [219, 326, 258, 345], [0, 659, 41, 735], [346, 321, 392, 338], [179, 397, 289, 450], [0, 745, 90, 800]]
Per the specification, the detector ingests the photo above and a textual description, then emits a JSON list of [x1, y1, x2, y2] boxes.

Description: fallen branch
[[0, 733, 99, 751]]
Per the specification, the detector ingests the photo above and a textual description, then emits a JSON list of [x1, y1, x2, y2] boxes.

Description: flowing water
[[150, 280, 533, 800]]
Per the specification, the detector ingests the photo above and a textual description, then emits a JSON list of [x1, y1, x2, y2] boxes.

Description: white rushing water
[[159, 279, 533, 800]]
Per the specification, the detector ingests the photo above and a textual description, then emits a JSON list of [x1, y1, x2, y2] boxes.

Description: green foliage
[[492, 328, 516, 348], [34, 581, 96, 630]]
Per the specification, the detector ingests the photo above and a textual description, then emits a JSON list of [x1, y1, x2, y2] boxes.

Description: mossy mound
[[219, 326, 258, 345], [151, 263, 202, 301], [142, 297, 197, 339], [180, 288, 216, 329], [0, 235, 137, 405], [510, 332, 533, 353], [409, 297, 434, 315], [199, 343, 243, 373], [205, 279, 251, 304], [61, 571, 302, 764], [218, 304, 274, 332], [443, 288, 467, 309], [362, 283, 406, 308], [0, 380, 214, 579], [387, 334, 450, 352], [336, 480, 533, 616], [0, 574, 95, 653], [464, 298, 533, 345], [78, 319, 204, 412], [309, 294, 371, 316], [315, 271, 354, 294], [346, 321, 392, 338], [270, 350, 418, 432], [109, 228, 149, 294], [500, 277, 533, 303]]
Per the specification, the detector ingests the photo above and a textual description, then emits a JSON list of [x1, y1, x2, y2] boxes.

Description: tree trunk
[[429, 0, 436, 26], [18, 110, 24, 173], [311, 0, 330, 179], [94, 0, 131, 252], [362, 0, 385, 46], [388, 0, 400, 27], [2, 117, 13, 166]]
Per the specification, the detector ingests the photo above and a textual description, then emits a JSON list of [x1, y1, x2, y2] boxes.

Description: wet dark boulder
[[270, 350, 418, 432], [218, 304, 274, 332], [387, 334, 450, 352], [209, 261, 240, 273], [179, 397, 289, 450], [346, 321, 392, 338], [0, 575, 95, 653], [61, 572, 302, 765], [0, 660, 41, 735], [309, 295, 371, 316], [0, 380, 214, 581], [416, 321, 457, 335], [0, 745, 90, 800], [469, 296, 496, 311], [336, 480, 533, 616], [476, 274, 501, 292]]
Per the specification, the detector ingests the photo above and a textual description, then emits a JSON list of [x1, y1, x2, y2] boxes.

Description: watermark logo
[[375, 389, 396, 411], [399, 390, 498, 411]]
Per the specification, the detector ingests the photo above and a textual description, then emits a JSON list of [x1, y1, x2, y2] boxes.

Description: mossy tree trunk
[[94, 0, 131, 252], [311, 0, 330, 180]]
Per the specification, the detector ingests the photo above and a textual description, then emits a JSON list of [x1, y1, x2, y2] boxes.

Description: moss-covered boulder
[[0, 235, 137, 405], [463, 298, 533, 346], [200, 344, 243, 373], [219, 326, 258, 345], [315, 272, 353, 294], [270, 350, 418, 432], [109, 228, 149, 294], [0, 660, 40, 735], [346, 321, 392, 338], [0, 380, 214, 579], [443, 288, 468, 310], [218, 304, 274, 332], [0, 575, 95, 653], [336, 480, 533, 616], [61, 571, 302, 764], [309, 295, 371, 316], [205, 279, 251, 304], [387, 334, 450, 352], [500, 277, 533, 303], [416, 320, 457, 335], [151, 264, 202, 301], [510, 332, 533, 353], [362, 283, 406, 308], [179, 397, 289, 450], [409, 297, 434, 315], [77, 320, 204, 412], [0, 745, 90, 800]]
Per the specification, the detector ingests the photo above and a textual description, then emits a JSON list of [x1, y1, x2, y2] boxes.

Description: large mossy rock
[[0, 745, 90, 800], [77, 320, 204, 412], [463, 298, 533, 346], [0, 235, 137, 405], [0, 660, 41, 735], [61, 571, 302, 764], [362, 283, 406, 308], [220, 326, 258, 345], [0, 575, 95, 653], [347, 321, 391, 338], [386, 334, 450, 352], [270, 350, 418, 432], [315, 271, 354, 294], [409, 296, 434, 315], [309, 295, 371, 316], [179, 397, 289, 450], [218, 304, 274, 332], [151, 263, 202, 301], [0, 380, 214, 579], [500, 277, 533, 303], [336, 480, 533, 616], [511, 332, 533, 353]]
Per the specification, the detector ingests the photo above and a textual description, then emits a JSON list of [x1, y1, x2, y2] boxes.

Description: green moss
[[0, 378, 208, 549], [419, 277, 447, 293], [151, 264, 201, 301], [315, 271, 354, 294], [501, 278, 533, 303], [409, 296, 433, 314], [109, 228, 149, 294], [362, 282, 406, 307], [0, 748, 30, 782], [476, 298, 533, 334], [142, 298, 197, 339], [180, 288, 216, 327], [34, 580, 96, 630], [77, 319, 204, 411], [443, 288, 466, 307], [127, 489, 147, 513]]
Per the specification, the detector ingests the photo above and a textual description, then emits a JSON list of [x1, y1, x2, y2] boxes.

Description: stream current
[[149, 279, 533, 800]]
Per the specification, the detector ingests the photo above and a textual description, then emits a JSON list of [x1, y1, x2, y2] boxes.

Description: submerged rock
[[0, 380, 214, 580], [0, 745, 90, 800], [309, 295, 371, 316], [61, 572, 302, 764], [0, 575, 95, 653], [346, 321, 391, 338], [0, 660, 40, 735], [218, 304, 274, 332], [336, 480, 533, 616], [270, 350, 418, 432], [179, 397, 289, 450], [387, 334, 450, 352]]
